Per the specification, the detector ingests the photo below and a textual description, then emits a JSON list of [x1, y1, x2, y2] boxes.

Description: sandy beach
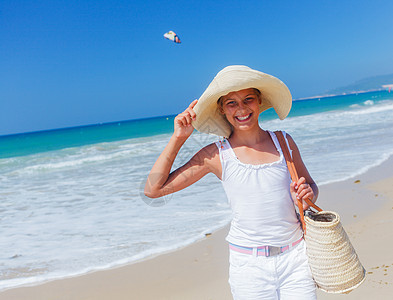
[[1, 156, 393, 300]]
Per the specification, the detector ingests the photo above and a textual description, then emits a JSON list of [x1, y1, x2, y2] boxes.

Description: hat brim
[[192, 65, 292, 137]]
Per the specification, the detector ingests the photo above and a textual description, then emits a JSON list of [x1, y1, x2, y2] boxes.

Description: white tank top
[[216, 131, 302, 247]]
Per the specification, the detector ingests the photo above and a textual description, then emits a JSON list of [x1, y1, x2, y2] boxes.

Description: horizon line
[[0, 89, 388, 138]]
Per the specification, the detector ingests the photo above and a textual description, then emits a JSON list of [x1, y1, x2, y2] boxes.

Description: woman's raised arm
[[144, 100, 221, 198]]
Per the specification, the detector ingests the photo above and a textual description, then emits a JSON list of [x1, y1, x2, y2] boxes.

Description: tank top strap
[[215, 138, 236, 162]]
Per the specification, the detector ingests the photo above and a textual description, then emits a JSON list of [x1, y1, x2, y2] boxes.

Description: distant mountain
[[327, 73, 393, 95]]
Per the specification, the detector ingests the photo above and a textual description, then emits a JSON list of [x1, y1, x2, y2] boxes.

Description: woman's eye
[[226, 101, 236, 106]]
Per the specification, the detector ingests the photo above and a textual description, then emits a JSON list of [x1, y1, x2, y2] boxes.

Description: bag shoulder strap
[[274, 131, 322, 231]]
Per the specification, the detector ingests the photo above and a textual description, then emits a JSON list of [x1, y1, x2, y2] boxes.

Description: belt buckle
[[267, 246, 282, 257]]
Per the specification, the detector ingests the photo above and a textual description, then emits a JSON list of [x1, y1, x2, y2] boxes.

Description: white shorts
[[229, 239, 316, 300]]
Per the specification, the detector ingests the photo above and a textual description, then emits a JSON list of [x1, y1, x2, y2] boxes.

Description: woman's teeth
[[236, 114, 250, 121]]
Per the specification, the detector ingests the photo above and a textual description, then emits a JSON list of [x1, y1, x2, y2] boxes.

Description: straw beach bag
[[275, 131, 366, 294]]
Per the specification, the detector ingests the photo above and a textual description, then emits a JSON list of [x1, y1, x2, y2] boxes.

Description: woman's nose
[[237, 102, 247, 110]]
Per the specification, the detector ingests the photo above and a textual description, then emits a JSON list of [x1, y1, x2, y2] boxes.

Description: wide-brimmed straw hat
[[192, 65, 292, 137]]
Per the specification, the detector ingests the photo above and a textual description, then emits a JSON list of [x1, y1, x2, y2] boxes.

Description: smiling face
[[218, 88, 262, 133]]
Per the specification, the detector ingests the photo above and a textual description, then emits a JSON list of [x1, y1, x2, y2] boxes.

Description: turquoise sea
[[1, 90, 393, 290]]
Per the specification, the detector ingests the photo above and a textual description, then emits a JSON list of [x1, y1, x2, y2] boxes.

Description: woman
[[144, 65, 318, 299]]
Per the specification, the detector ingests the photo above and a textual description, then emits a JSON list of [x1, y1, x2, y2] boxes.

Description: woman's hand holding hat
[[174, 100, 198, 139]]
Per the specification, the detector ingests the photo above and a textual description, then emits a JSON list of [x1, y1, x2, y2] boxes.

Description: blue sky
[[1, 0, 393, 135]]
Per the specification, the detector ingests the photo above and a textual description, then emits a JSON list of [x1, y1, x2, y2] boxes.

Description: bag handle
[[275, 131, 322, 232]]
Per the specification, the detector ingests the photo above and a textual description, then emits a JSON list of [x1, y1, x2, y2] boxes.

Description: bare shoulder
[[284, 132, 300, 151], [284, 132, 294, 142], [199, 142, 219, 157], [192, 142, 220, 165], [191, 142, 221, 178], [284, 132, 316, 185]]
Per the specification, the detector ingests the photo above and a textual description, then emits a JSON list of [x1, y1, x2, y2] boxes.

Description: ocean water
[[1, 90, 393, 290]]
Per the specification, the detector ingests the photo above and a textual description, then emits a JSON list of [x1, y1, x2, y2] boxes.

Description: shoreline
[[1, 156, 393, 299]]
